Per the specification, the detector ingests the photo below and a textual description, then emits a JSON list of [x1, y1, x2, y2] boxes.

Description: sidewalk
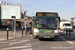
[[0, 28, 26, 41]]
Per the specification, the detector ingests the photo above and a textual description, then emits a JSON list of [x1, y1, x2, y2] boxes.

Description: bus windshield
[[35, 17, 58, 29]]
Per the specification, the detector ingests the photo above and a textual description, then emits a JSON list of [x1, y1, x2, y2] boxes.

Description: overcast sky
[[1, 0, 75, 20]]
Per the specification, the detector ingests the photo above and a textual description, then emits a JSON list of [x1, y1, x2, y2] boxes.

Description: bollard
[[25, 27, 27, 35], [66, 28, 67, 36], [22, 27, 23, 37], [7, 28, 9, 39], [69, 28, 71, 37]]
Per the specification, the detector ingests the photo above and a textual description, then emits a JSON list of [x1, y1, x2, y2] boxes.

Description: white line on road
[[29, 35, 32, 36], [11, 40, 29, 45], [1, 46, 32, 50], [16, 35, 22, 37], [10, 39, 29, 42], [1, 39, 32, 50], [0, 39, 29, 43], [21, 48, 32, 50], [9, 37, 13, 39], [28, 39, 33, 50], [25, 44, 31, 45], [0, 38, 7, 41], [60, 36, 74, 44]]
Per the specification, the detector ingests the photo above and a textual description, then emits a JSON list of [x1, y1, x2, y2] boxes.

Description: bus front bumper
[[33, 33, 59, 38]]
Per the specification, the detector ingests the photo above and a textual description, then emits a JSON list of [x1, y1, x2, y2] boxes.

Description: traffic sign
[[1, 5, 21, 19], [24, 17, 28, 20]]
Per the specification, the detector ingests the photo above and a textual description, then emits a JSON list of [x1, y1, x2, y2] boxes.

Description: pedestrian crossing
[[0, 39, 32, 50]]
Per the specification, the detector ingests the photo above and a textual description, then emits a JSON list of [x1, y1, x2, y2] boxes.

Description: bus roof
[[33, 12, 59, 17], [33, 12, 58, 14]]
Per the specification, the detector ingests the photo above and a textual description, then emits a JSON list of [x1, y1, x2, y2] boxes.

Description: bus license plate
[[44, 36, 50, 38]]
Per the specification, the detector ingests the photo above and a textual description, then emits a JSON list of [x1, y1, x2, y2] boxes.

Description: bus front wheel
[[33, 36, 37, 39]]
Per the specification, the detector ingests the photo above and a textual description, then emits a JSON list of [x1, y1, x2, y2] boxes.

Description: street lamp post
[[24, 10, 28, 35], [11, 16, 16, 38], [24, 17, 28, 35]]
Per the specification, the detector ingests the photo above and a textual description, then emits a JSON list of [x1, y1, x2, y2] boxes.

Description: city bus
[[32, 12, 60, 39]]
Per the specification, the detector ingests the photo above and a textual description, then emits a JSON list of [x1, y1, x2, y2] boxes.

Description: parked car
[[60, 22, 73, 32]]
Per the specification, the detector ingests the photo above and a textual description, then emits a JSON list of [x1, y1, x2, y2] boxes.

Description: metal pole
[[14, 18, 16, 37], [66, 28, 67, 36], [25, 19, 26, 35], [69, 28, 71, 37], [22, 27, 23, 36], [7, 28, 9, 39], [11, 18, 14, 32]]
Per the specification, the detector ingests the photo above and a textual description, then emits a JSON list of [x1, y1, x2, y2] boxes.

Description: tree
[[61, 19, 69, 22]]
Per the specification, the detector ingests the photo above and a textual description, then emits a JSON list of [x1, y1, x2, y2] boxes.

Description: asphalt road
[[0, 30, 75, 50]]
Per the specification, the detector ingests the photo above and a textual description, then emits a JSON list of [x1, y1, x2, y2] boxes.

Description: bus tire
[[51, 38, 54, 40], [33, 36, 37, 39]]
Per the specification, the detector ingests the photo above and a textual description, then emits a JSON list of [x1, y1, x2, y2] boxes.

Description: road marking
[[10, 39, 29, 42], [29, 35, 32, 36], [19, 35, 22, 36], [11, 40, 29, 45], [0, 38, 6, 41], [1, 39, 32, 50], [25, 44, 31, 45], [28, 39, 32, 46], [1, 46, 32, 50], [16, 35, 22, 37], [0, 39, 29, 43], [0, 40, 29, 44], [63, 39, 74, 44], [9, 37, 13, 39], [21, 48, 32, 50], [60, 36, 74, 44]]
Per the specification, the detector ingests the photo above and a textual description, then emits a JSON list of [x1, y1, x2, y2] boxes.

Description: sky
[[1, 0, 75, 20]]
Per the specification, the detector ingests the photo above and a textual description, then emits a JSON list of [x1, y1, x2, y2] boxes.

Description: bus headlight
[[54, 30, 59, 33], [54, 30, 59, 36], [34, 29, 39, 35], [34, 29, 39, 32]]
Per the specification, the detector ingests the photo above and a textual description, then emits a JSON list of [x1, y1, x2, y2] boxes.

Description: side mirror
[[58, 17, 60, 22], [56, 18, 60, 29]]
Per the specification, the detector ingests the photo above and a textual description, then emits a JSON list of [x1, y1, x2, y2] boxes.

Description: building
[[16, 16, 32, 27]]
